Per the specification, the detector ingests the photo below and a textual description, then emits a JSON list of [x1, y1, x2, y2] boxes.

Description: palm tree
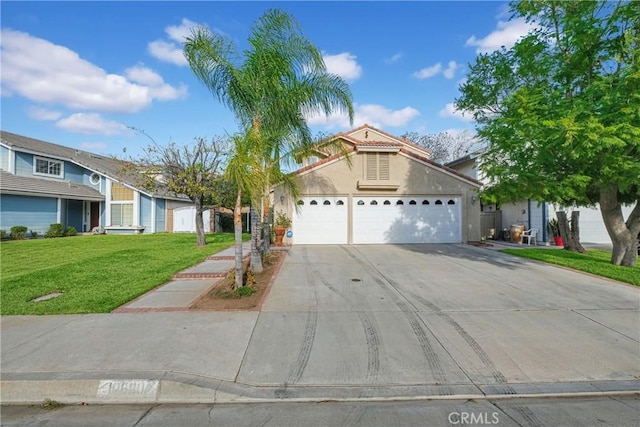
[[225, 129, 265, 288], [184, 8, 354, 272]]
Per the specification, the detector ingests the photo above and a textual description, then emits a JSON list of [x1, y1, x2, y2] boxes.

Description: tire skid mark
[[341, 405, 367, 427], [509, 404, 546, 427], [287, 310, 318, 384], [310, 253, 383, 384], [390, 276, 514, 389], [357, 312, 381, 383], [344, 246, 449, 385]]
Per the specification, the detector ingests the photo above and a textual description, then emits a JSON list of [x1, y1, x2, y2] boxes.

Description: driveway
[[238, 244, 640, 392]]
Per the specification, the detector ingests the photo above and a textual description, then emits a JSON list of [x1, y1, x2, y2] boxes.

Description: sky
[[0, 1, 535, 159]]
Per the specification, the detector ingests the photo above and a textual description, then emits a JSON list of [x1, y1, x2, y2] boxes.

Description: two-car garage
[[293, 196, 461, 245]]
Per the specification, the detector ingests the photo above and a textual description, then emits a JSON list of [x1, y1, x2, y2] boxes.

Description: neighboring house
[[446, 149, 635, 245], [273, 124, 483, 245], [0, 131, 192, 235]]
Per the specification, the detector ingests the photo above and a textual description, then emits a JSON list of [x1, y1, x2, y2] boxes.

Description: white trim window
[[110, 182, 134, 226], [34, 156, 63, 178]]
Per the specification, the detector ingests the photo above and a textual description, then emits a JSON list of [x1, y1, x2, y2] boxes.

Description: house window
[[365, 152, 390, 181], [110, 183, 134, 226], [34, 156, 63, 178]]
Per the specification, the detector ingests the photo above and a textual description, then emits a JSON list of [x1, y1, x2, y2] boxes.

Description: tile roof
[[293, 125, 482, 187], [0, 170, 104, 200], [356, 140, 403, 148]]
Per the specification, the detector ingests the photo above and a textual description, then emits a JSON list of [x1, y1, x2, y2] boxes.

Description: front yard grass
[[501, 248, 640, 286], [1, 233, 238, 315]]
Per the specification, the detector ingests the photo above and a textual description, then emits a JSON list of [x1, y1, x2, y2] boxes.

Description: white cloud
[[56, 113, 129, 135], [307, 103, 420, 130], [322, 52, 362, 82], [413, 63, 442, 79], [385, 52, 403, 64], [466, 18, 535, 53], [0, 29, 186, 113], [27, 106, 62, 121], [124, 65, 187, 100], [165, 18, 198, 43], [148, 18, 204, 66], [439, 103, 474, 122], [148, 40, 188, 66], [443, 61, 458, 79]]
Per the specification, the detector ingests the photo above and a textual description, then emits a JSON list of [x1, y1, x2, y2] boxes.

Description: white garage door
[[353, 196, 461, 244], [293, 196, 348, 244], [576, 204, 635, 244]]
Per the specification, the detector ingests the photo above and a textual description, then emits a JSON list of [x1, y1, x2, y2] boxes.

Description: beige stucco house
[[273, 124, 482, 245]]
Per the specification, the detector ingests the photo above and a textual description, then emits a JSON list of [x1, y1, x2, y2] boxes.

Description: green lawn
[[1, 233, 238, 315], [501, 248, 640, 286]]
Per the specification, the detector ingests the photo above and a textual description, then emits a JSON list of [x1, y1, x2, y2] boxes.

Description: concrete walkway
[[1, 244, 638, 406], [113, 242, 251, 312]]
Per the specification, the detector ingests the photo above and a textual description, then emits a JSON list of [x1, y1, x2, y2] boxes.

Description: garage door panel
[[353, 197, 460, 244], [293, 197, 348, 244]]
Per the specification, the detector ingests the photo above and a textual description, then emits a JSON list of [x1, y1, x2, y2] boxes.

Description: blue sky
[[1, 1, 535, 158]]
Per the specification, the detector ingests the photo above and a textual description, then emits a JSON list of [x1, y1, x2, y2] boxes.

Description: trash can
[[510, 225, 525, 243]]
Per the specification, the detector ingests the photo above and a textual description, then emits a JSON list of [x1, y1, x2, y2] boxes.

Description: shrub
[[65, 226, 77, 237], [30, 230, 39, 239], [0, 230, 8, 240], [10, 226, 28, 240], [45, 223, 66, 238]]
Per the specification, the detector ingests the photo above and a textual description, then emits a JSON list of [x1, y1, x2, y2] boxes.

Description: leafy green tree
[[184, 8, 354, 271], [456, 0, 639, 266]]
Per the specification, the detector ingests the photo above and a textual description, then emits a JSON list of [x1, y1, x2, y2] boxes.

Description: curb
[[2, 376, 638, 405]]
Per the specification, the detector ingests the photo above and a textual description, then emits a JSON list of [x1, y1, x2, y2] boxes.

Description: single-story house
[[273, 124, 483, 245], [0, 131, 192, 235], [446, 149, 636, 245]]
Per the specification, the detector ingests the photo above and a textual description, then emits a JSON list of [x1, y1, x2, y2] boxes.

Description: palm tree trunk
[[250, 204, 263, 272], [233, 189, 244, 288], [262, 194, 271, 253]]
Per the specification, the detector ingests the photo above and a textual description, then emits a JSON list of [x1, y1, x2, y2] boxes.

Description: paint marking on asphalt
[[96, 379, 159, 400]]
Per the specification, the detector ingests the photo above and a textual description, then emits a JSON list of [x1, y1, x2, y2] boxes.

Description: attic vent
[[89, 173, 101, 185]]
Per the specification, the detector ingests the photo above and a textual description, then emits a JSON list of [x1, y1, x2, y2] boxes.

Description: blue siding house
[[0, 131, 192, 235]]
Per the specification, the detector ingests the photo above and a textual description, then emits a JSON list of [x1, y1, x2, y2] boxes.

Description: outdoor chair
[[521, 228, 539, 245]]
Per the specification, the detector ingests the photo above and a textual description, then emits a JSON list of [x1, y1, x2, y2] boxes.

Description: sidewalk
[[113, 242, 251, 313], [2, 243, 638, 406]]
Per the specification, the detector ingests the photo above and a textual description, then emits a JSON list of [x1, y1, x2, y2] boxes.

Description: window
[[435, 200, 443, 205], [323, 200, 331, 205], [357, 200, 365, 205], [383, 200, 391, 205], [370, 200, 378, 205], [110, 183, 134, 226], [448, 199, 456, 205], [34, 157, 63, 178], [90, 173, 101, 185], [422, 200, 430, 205], [297, 200, 305, 205], [336, 200, 344, 206], [409, 200, 417, 205], [310, 200, 318, 205], [365, 152, 390, 181], [396, 200, 404, 205]]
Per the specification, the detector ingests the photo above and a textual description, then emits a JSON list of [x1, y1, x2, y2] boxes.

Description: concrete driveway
[[238, 244, 640, 393], [2, 244, 638, 404]]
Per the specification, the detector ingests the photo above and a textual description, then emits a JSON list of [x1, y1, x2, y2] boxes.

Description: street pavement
[[1, 244, 638, 406]]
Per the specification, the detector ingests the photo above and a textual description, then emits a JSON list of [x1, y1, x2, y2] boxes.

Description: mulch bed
[[189, 250, 285, 311]]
